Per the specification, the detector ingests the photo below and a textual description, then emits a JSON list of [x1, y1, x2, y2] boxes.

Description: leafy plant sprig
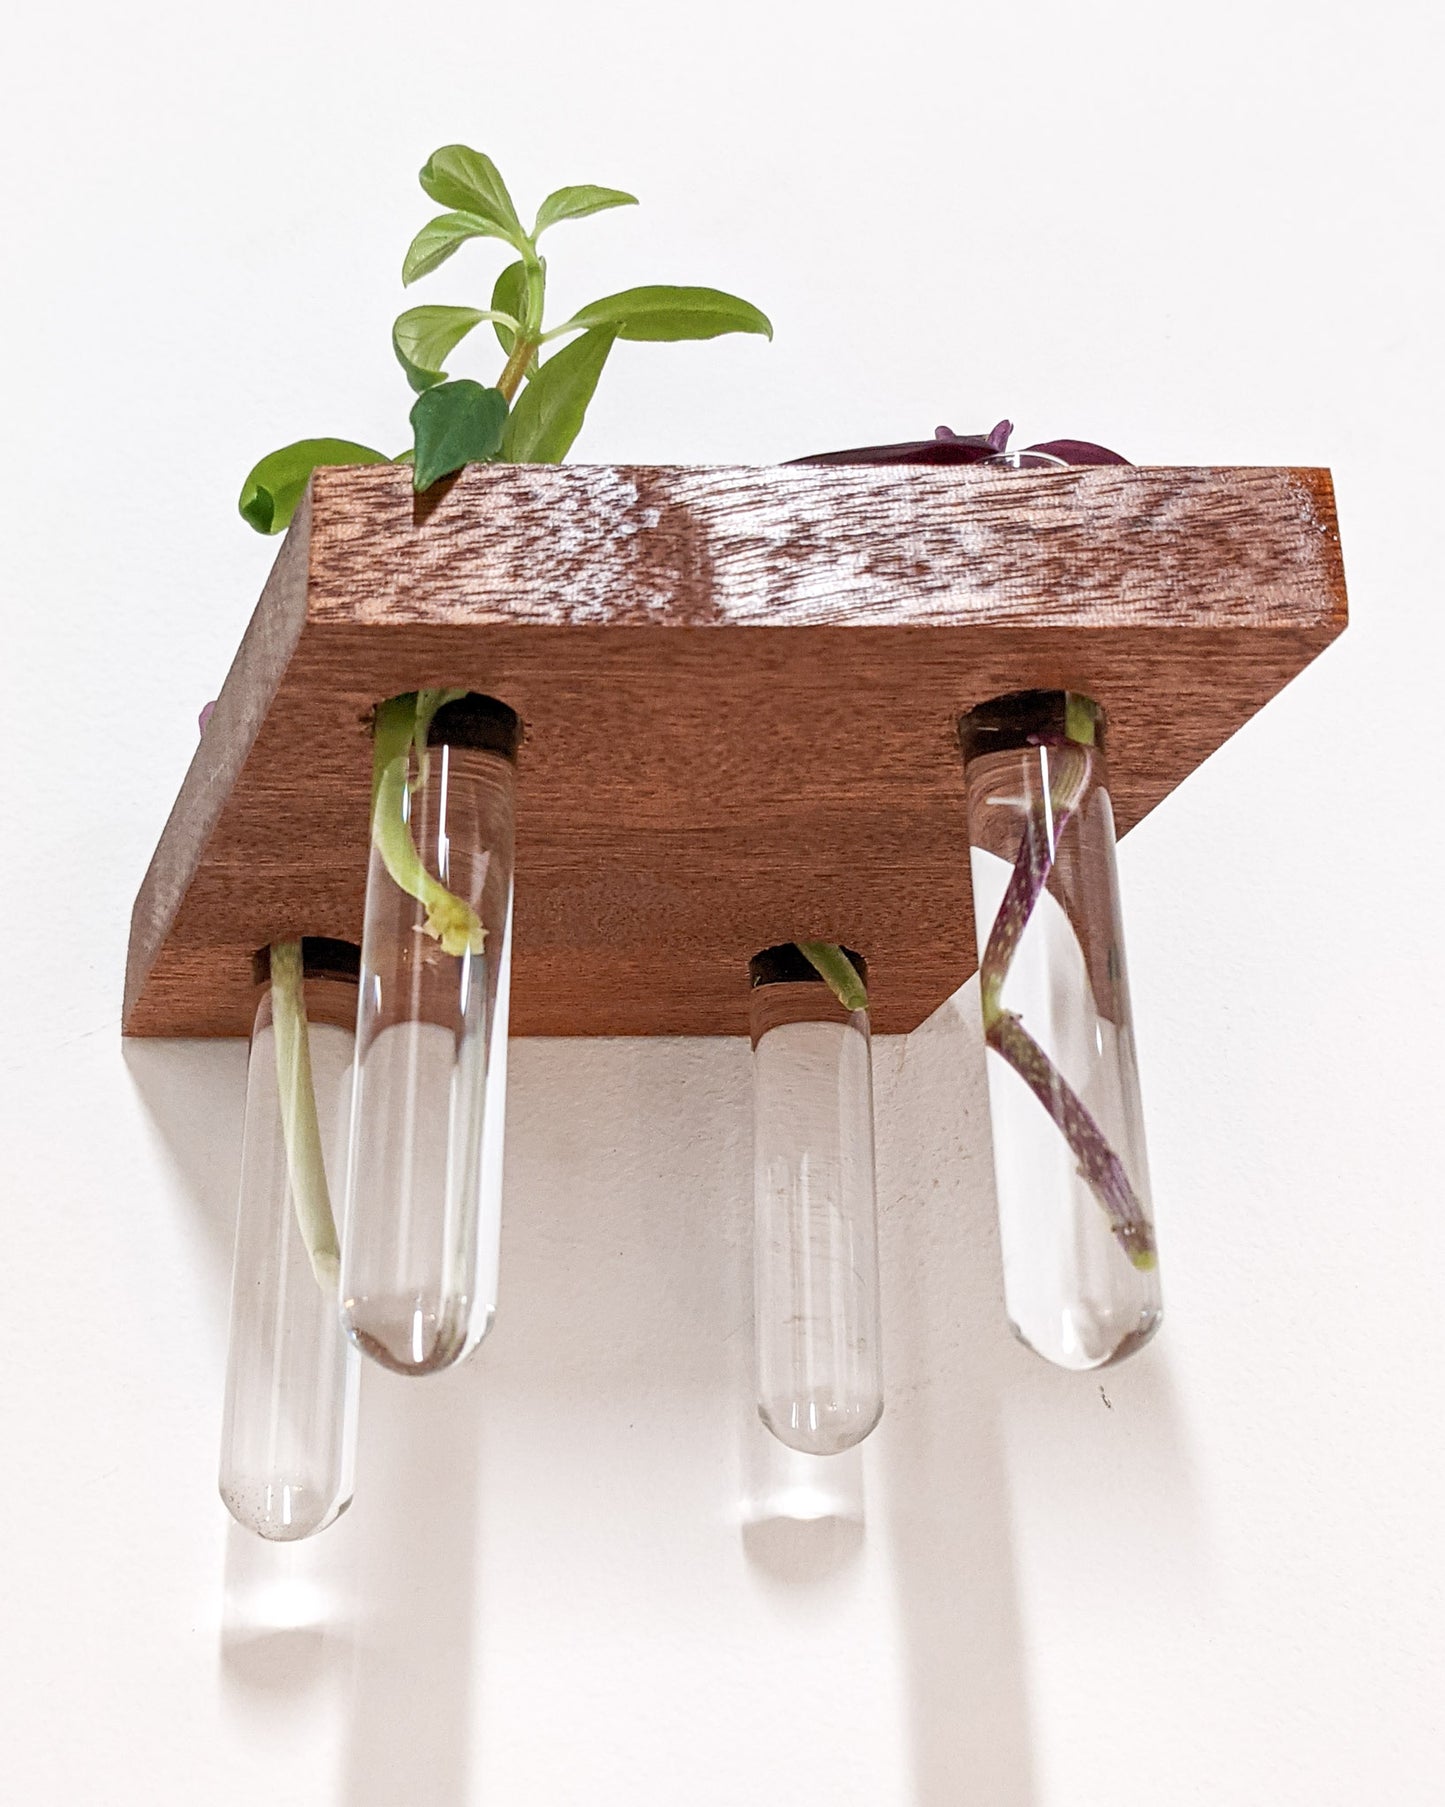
[[237, 144, 865, 1014], [238, 143, 772, 527]]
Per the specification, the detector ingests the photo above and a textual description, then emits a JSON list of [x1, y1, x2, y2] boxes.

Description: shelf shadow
[[124, 981, 1199, 1806], [336, 1359, 487, 1807], [124, 1031, 483, 1801], [210, 1367, 485, 1806], [121, 1036, 249, 1276], [881, 985, 1208, 1806], [875, 991, 1040, 1807]]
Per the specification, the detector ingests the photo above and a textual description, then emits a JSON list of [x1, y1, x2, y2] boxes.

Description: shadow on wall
[[871, 988, 1040, 1807], [126, 1027, 757, 1804], [122, 1037, 248, 1283], [739, 1431, 867, 1584], [123, 1003, 1035, 1805], [124, 1031, 485, 1806], [218, 1519, 353, 1747], [873, 984, 1209, 1807], [660, 982, 1045, 1803], [211, 1364, 486, 1807], [337, 1359, 486, 1806], [123, 984, 1202, 1807]]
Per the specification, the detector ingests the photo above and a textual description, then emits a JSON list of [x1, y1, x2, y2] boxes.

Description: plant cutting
[[236, 144, 1151, 1297], [237, 142, 772, 519], [959, 678, 1160, 1369], [234, 143, 875, 1286], [239, 148, 865, 1002], [219, 934, 361, 1539], [796, 423, 1150, 1274], [972, 702, 1155, 1270]]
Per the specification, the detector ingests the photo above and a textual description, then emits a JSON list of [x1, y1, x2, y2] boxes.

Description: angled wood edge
[[124, 492, 315, 1025], [124, 463, 1348, 1038]]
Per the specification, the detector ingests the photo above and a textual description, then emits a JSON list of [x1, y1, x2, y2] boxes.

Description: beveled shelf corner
[[124, 460, 1347, 1039]]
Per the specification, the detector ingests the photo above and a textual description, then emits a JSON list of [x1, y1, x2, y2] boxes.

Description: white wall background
[[2, 1, 1441, 1800]]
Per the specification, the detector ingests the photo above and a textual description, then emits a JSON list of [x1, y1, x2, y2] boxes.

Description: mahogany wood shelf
[[124, 461, 1347, 1039]]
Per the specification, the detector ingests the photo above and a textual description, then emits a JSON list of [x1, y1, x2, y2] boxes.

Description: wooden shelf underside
[[124, 462, 1347, 1038]]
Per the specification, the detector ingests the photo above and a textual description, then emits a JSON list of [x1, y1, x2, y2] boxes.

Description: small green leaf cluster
[[238, 144, 771, 531]]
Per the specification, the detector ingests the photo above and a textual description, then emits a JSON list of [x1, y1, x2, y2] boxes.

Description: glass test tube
[[342, 692, 517, 1376], [750, 945, 883, 1454], [959, 690, 1162, 1369], [219, 939, 360, 1540]]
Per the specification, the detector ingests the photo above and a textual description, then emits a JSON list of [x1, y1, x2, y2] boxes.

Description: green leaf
[[491, 259, 527, 355], [418, 145, 523, 242], [403, 210, 513, 284], [410, 380, 508, 490], [238, 438, 389, 534], [502, 328, 616, 464], [564, 285, 772, 342], [393, 304, 488, 393], [533, 184, 638, 236]]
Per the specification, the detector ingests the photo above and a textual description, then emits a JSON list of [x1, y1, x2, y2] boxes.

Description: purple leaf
[[199, 701, 216, 736], [790, 421, 1012, 466], [1023, 438, 1130, 465], [791, 422, 1131, 467]]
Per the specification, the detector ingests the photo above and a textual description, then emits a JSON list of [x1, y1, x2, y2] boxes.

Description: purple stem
[[978, 747, 1156, 1268]]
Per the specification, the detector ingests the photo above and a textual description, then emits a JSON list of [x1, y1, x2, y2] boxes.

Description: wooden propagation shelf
[[124, 462, 1347, 1038]]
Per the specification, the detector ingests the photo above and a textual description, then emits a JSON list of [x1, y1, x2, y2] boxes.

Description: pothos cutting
[[237, 145, 863, 1282]]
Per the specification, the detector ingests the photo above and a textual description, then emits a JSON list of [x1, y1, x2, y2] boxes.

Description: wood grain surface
[[124, 462, 1347, 1038]]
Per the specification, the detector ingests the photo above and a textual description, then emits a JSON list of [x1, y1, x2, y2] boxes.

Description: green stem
[[496, 244, 546, 402], [520, 247, 546, 334], [370, 692, 487, 957], [496, 335, 536, 403], [796, 941, 869, 1013], [269, 940, 341, 1292]]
